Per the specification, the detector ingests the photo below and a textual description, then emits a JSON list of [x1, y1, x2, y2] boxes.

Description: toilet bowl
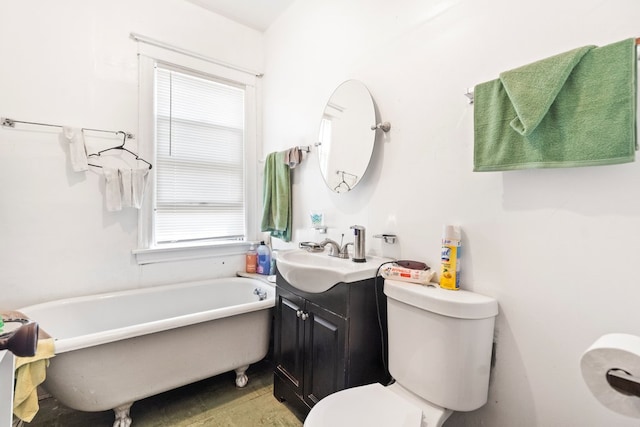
[[303, 382, 452, 427], [303, 279, 498, 427]]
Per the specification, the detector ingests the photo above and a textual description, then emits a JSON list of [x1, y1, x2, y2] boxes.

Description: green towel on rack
[[474, 38, 637, 171], [261, 151, 292, 242]]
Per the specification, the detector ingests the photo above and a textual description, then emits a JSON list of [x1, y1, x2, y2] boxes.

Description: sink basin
[[276, 249, 393, 293]]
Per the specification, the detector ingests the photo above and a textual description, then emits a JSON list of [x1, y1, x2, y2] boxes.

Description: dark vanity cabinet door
[[274, 290, 306, 396], [302, 301, 347, 407]]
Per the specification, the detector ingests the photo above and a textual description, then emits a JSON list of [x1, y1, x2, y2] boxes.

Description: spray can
[[439, 225, 461, 290]]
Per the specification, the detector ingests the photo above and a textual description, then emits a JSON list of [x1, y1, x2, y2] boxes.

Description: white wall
[[4, 0, 640, 425], [0, 0, 264, 308], [263, 0, 640, 426]]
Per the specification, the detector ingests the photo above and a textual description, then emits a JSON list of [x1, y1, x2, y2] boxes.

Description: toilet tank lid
[[384, 279, 498, 319]]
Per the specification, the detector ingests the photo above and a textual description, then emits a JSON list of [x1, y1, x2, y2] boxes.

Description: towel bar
[[464, 88, 475, 104], [1, 117, 135, 139]]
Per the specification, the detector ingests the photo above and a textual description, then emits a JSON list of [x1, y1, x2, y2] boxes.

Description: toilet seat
[[303, 383, 423, 427]]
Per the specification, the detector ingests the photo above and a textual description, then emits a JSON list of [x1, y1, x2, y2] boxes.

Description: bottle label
[[441, 246, 451, 262], [440, 242, 460, 290], [380, 265, 435, 285], [246, 254, 257, 274], [257, 255, 269, 274]]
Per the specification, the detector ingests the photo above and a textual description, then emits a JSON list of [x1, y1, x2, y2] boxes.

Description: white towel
[[103, 168, 122, 212], [131, 168, 149, 208], [120, 168, 132, 207], [284, 147, 302, 169], [61, 127, 88, 172]]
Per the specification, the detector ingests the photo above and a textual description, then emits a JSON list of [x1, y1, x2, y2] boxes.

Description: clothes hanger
[[333, 170, 353, 192], [87, 131, 152, 169]]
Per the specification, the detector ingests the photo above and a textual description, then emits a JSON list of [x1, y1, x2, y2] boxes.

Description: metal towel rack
[[1, 116, 150, 168], [1, 117, 135, 140]]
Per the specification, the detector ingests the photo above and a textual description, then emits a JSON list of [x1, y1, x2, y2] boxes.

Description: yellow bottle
[[439, 225, 461, 290]]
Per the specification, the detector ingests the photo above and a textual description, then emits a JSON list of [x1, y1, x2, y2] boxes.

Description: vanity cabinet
[[273, 270, 389, 417]]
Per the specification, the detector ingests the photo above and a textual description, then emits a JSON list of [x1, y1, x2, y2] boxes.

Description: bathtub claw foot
[[113, 403, 133, 427], [235, 365, 249, 388]]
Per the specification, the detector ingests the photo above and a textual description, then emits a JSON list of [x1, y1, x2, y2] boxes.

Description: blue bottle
[[256, 241, 271, 275]]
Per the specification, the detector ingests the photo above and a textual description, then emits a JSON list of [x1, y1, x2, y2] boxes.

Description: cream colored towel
[[103, 168, 122, 212], [120, 168, 133, 207], [284, 147, 302, 168], [131, 168, 149, 208], [61, 127, 88, 172], [13, 338, 55, 422]]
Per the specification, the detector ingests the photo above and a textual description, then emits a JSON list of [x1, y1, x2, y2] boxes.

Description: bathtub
[[20, 276, 275, 427]]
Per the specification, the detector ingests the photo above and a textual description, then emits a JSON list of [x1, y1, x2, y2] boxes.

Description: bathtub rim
[[19, 276, 275, 354]]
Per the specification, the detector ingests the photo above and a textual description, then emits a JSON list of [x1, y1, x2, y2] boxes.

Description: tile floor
[[27, 359, 304, 427]]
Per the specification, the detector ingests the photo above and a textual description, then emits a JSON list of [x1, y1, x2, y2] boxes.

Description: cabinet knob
[[301, 312, 309, 321], [296, 310, 303, 318]]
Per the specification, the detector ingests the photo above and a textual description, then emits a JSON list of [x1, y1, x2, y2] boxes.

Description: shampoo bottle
[[439, 225, 461, 290], [256, 241, 271, 275], [245, 243, 257, 274]]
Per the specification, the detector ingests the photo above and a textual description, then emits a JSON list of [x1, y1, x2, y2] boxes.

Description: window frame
[[133, 44, 259, 265]]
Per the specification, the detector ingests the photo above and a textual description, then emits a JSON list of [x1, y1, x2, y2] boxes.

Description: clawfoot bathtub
[[20, 277, 274, 427]]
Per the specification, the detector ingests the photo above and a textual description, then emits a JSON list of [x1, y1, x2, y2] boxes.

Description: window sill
[[132, 241, 249, 265]]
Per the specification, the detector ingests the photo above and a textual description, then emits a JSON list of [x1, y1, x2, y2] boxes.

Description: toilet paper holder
[[606, 368, 640, 397]]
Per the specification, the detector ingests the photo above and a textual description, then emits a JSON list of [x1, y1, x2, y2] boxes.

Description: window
[[155, 66, 245, 244], [133, 44, 258, 264]]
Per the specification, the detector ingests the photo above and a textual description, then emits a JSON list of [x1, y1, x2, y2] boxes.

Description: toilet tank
[[384, 279, 498, 412]]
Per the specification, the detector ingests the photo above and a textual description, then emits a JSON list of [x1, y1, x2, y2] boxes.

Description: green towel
[[261, 151, 292, 242], [474, 38, 637, 171]]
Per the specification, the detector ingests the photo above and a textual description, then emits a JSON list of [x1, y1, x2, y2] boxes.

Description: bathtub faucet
[[253, 288, 268, 301]]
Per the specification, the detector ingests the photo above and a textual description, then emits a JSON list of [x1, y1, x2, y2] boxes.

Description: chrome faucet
[[319, 238, 340, 256], [350, 225, 366, 262]]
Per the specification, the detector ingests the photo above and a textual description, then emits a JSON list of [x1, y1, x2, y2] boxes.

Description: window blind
[[155, 66, 246, 244]]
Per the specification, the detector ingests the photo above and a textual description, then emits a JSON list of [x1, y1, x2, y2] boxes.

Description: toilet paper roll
[[581, 333, 640, 418]]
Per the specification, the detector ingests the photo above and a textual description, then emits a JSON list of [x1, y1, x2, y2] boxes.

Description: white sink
[[276, 249, 392, 293]]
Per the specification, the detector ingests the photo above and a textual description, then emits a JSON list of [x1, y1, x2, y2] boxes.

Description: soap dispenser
[[350, 225, 366, 263], [245, 243, 257, 274]]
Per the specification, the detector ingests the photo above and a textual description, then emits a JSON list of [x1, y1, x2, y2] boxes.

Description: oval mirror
[[317, 80, 376, 193]]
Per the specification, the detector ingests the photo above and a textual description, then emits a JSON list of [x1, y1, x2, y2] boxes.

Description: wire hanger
[[334, 170, 356, 192], [87, 131, 152, 169]]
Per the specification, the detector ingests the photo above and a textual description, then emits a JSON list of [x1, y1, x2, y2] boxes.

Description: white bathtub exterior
[[0, 351, 14, 427], [20, 277, 274, 414]]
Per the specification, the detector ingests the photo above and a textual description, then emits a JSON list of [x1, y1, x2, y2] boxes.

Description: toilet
[[304, 279, 498, 427]]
